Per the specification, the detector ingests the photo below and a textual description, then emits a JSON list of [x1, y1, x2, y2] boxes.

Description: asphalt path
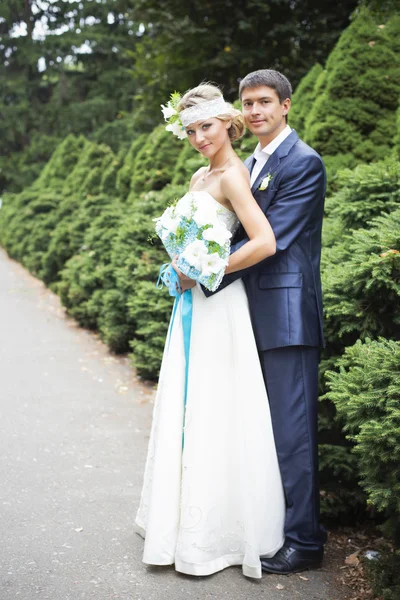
[[0, 248, 348, 600]]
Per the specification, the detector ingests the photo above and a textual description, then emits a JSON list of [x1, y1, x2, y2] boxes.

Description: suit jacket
[[204, 130, 326, 351]]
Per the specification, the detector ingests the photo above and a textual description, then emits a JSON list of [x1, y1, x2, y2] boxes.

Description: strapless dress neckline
[[188, 190, 235, 215]]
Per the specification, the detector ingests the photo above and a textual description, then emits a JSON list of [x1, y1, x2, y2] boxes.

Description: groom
[[180, 69, 327, 573]]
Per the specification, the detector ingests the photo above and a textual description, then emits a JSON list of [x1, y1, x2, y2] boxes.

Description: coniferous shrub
[[323, 207, 400, 350], [324, 157, 400, 233], [235, 129, 258, 161], [0, 135, 87, 269], [318, 160, 400, 518], [91, 115, 137, 154], [321, 156, 400, 274], [62, 141, 117, 199], [57, 204, 123, 329], [116, 134, 148, 201], [171, 142, 206, 186], [32, 134, 87, 192], [395, 105, 400, 160], [289, 63, 324, 137], [41, 193, 114, 285], [129, 125, 183, 197], [365, 547, 400, 600], [36, 140, 118, 284], [325, 338, 400, 543], [0, 189, 60, 275], [129, 270, 173, 381], [303, 9, 400, 183]]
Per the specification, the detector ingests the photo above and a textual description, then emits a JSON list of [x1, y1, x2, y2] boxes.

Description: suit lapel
[[250, 130, 299, 194]]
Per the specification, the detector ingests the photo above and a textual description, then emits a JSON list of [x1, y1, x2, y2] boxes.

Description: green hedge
[[326, 338, 400, 544], [303, 9, 400, 184], [57, 204, 123, 329], [289, 63, 323, 137]]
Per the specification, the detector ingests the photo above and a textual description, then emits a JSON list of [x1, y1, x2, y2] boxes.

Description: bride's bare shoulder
[[223, 161, 250, 183]]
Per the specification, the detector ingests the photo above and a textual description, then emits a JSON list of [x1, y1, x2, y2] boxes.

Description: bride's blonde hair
[[177, 83, 245, 142]]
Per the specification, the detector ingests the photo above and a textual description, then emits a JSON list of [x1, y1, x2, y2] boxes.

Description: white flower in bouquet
[[174, 194, 194, 219], [160, 205, 180, 233], [200, 252, 228, 277], [202, 224, 232, 246], [192, 202, 218, 228], [181, 239, 208, 271], [161, 228, 170, 242]]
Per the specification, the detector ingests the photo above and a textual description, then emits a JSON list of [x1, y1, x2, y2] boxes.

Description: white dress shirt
[[250, 125, 292, 186]]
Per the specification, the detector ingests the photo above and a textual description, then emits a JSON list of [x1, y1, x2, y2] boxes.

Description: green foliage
[[0, 188, 60, 275], [289, 64, 324, 137], [0, 0, 138, 194], [62, 142, 117, 199], [132, 0, 358, 117], [325, 338, 400, 542], [129, 275, 173, 381], [365, 547, 400, 600], [128, 125, 183, 197], [33, 135, 87, 192], [318, 442, 366, 519], [324, 157, 400, 233], [91, 116, 138, 155], [171, 143, 206, 186], [323, 207, 400, 349], [395, 105, 400, 160], [116, 134, 148, 201], [57, 205, 123, 329], [318, 157, 400, 521], [41, 193, 114, 285], [303, 9, 400, 183]]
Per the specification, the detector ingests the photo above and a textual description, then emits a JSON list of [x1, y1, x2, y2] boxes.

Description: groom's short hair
[[239, 69, 292, 103]]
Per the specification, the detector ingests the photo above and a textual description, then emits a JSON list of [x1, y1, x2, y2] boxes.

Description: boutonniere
[[258, 173, 273, 191]]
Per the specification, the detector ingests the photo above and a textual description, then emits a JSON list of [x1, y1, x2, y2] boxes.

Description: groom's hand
[[171, 257, 196, 292]]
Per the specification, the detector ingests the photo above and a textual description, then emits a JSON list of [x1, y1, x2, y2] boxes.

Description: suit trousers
[[259, 345, 327, 551]]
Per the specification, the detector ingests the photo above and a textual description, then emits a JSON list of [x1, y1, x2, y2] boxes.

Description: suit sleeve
[[202, 153, 326, 298]]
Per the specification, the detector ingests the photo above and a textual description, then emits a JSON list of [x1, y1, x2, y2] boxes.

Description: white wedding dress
[[135, 191, 285, 579]]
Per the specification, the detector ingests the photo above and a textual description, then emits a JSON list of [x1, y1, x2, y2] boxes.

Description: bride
[[135, 84, 285, 579]]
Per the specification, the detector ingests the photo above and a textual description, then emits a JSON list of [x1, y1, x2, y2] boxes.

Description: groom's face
[[241, 86, 290, 143]]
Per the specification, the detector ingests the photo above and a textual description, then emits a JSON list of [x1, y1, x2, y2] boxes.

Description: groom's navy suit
[[205, 130, 327, 551]]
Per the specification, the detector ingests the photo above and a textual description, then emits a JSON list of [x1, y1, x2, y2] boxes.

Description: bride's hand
[[171, 257, 196, 292]]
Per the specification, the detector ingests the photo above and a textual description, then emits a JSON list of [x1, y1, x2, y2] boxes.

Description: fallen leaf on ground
[[345, 551, 360, 567]]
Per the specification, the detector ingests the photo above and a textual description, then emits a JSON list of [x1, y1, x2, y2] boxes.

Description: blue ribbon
[[156, 263, 193, 446], [156, 263, 181, 297]]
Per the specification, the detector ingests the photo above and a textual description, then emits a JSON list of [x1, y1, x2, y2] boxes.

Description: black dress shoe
[[261, 545, 324, 574]]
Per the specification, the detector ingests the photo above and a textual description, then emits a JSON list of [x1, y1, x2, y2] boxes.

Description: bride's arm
[[222, 167, 276, 275]]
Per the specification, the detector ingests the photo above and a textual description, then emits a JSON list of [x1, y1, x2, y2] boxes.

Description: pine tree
[[0, 0, 137, 193], [289, 63, 324, 137], [325, 338, 400, 543], [303, 8, 400, 182]]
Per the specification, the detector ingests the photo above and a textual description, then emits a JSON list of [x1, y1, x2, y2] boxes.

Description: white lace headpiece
[[180, 97, 228, 127], [161, 92, 228, 139]]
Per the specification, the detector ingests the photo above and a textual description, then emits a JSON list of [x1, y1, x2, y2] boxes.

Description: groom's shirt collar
[[250, 125, 291, 186], [254, 124, 292, 159]]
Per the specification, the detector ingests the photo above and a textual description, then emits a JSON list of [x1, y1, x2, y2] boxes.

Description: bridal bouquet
[[154, 192, 232, 292]]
